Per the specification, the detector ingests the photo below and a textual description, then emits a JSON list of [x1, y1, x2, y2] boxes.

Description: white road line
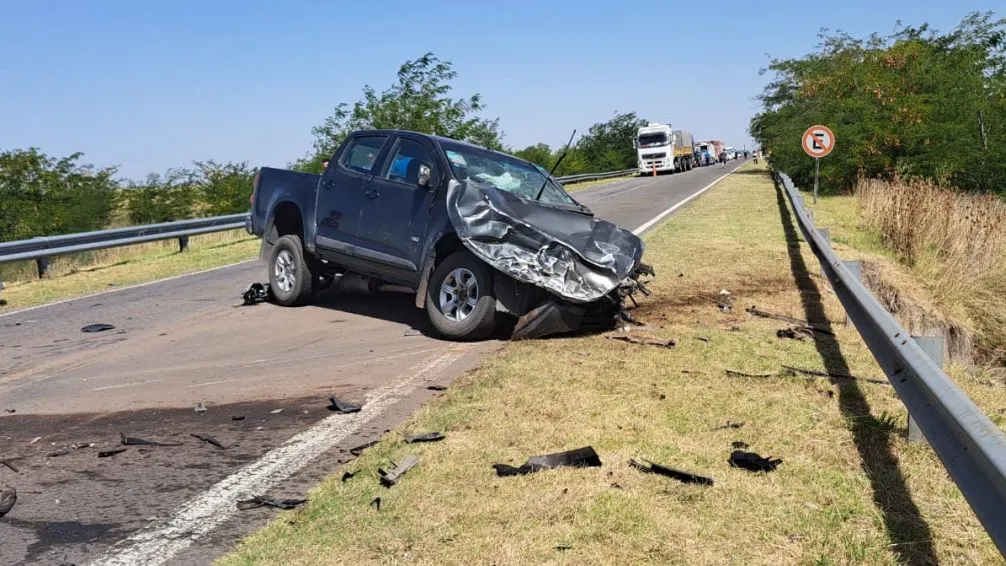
[[88, 346, 468, 566], [632, 168, 737, 235], [0, 259, 258, 319]]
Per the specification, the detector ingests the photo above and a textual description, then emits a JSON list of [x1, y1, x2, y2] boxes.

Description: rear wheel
[[268, 234, 317, 306], [425, 250, 497, 341]]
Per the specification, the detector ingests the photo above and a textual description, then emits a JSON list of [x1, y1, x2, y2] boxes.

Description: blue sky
[[0, 1, 991, 179]]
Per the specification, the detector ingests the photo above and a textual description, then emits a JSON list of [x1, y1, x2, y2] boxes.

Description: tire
[[425, 250, 498, 341], [267, 234, 317, 306]]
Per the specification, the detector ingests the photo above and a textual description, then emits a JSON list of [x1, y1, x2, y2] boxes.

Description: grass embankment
[[219, 163, 1004, 566], [0, 230, 258, 313]]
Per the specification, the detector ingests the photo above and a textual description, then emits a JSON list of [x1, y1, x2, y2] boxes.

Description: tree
[[125, 168, 199, 224], [0, 148, 118, 242], [195, 160, 256, 216], [309, 52, 504, 163], [576, 111, 648, 172], [512, 143, 554, 169]]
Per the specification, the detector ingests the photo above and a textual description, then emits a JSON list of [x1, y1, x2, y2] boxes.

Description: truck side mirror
[[418, 164, 432, 188]]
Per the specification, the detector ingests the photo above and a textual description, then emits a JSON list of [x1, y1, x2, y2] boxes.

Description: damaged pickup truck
[[246, 129, 653, 340]]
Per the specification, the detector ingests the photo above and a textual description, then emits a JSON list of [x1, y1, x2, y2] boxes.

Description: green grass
[[0, 230, 259, 313], [217, 163, 1002, 565], [564, 173, 636, 192]]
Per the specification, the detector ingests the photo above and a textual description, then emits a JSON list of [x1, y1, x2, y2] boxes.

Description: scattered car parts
[[404, 432, 445, 444], [236, 495, 307, 511], [378, 455, 420, 487], [607, 334, 675, 348], [327, 394, 362, 414], [629, 458, 714, 486], [729, 450, 782, 472], [119, 433, 182, 447], [492, 446, 603, 477], [191, 433, 226, 449], [81, 323, 115, 333]]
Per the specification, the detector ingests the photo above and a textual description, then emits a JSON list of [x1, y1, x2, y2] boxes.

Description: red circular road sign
[[802, 125, 835, 158]]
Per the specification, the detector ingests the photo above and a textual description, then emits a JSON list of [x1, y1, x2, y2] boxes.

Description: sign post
[[802, 125, 835, 204]]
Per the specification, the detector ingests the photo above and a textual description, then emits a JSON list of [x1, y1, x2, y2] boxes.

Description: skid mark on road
[[88, 346, 471, 566]]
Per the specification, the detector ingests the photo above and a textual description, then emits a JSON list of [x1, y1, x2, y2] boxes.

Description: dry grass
[[0, 229, 259, 313], [564, 174, 636, 192], [217, 163, 1004, 566], [855, 176, 1006, 362]]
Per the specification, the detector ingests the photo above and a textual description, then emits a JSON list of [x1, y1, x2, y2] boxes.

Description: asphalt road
[[0, 159, 746, 566]]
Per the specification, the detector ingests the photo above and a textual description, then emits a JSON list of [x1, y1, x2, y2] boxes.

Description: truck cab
[[635, 123, 676, 175]]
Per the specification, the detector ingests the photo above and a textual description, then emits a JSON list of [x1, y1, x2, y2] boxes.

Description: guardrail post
[[178, 235, 190, 252], [36, 256, 51, 279], [907, 334, 944, 444]]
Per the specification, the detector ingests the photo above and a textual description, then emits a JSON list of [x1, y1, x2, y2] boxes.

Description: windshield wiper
[[535, 129, 576, 201]]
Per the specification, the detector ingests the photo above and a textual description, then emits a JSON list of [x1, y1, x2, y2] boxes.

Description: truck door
[[315, 134, 390, 255], [354, 134, 439, 280]]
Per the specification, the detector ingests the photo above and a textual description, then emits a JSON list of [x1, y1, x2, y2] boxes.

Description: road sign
[[803, 125, 835, 158]]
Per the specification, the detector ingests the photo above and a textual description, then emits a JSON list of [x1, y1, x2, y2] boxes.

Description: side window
[[383, 138, 436, 185], [339, 135, 387, 174]]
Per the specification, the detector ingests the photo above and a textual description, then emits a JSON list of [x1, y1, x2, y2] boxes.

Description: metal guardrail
[[555, 169, 636, 184], [0, 214, 249, 270], [777, 171, 1006, 556]]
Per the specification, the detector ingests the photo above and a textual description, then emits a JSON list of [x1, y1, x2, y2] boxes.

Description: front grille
[[642, 152, 666, 159]]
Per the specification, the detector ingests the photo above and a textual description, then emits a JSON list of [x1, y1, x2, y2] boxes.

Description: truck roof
[[351, 129, 489, 151]]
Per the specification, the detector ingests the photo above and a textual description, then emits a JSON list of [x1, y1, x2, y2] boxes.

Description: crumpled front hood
[[445, 179, 645, 303]]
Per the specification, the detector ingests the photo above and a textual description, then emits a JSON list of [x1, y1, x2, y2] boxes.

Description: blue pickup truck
[[247, 129, 652, 341]]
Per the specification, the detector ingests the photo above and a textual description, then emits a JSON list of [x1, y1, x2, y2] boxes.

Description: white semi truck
[[635, 123, 696, 175]]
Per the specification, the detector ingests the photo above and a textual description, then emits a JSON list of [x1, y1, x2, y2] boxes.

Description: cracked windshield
[[439, 142, 576, 206]]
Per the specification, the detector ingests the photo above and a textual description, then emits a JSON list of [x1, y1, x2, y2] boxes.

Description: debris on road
[[341, 471, 355, 482], [327, 394, 362, 414], [745, 306, 834, 335], [236, 495, 307, 511], [46, 450, 71, 458], [713, 421, 745, 430], [0, 484, 16, 518], [119, 433, 182, 447], [269, 409, 283, 414], [194, 402, 207, 413], [231, 415, 245, 421], [378, 455, 420, 487], [28, 437, 41, 444], [696, 336, 711, 343], [426, 385, 448, 391], [3, 408, 14, 414], [98, 448, 127, 458], [629, 458, 714, 486], [191, 433, 226, 449], [404, 432, 445, 444], [370, 497, 381, 511], [241, 282, 272, 306], [782, 365, 890, 386], [777, 326, 815, 340], [729, 450, 783, 472], [81, 323, 115, 333], [404, 327, 422, 337], [349, 441, 378, 456], [1, 458, 22, 473], [493, 446, 603, 477], [607, 334, 675, 348]]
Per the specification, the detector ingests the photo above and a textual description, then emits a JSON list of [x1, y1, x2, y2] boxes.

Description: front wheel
[[425, 250, 498, 341], [267, 234, 317, 306]]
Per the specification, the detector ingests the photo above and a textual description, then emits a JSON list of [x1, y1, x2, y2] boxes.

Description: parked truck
[[635, 123, 695, 175], [695, 140, 725, 166], [671, 129, 697, 172], [246, 129, 652, 342]]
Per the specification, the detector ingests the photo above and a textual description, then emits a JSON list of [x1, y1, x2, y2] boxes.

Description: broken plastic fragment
[[404, 432, 445, 444], [349, 440, 378, 456], [231, 415, 245, 421], [98, 448, 128, 458], [119, 433, 182, 447], [0, 458, 22, 473], [713, 421, 745, 430], [607, 334, 675, 348], [729, 450, 782, 472], [327, 394, 362, 414], [241, 283, 272, 306], [426, 385, 448, 391], [378, 455, 419, 487], [731, 441, 750, 449], [341, 471, 355, 482], [493, 446, 603, 477], [0, 484, 16, 518], [270, 409, 283, 414], [404, 327, 422, 337], [194, 402, 207, 413], [191, 433, 226, 449], [236, 495, 306, 510], [81, 323, 115, 333], [370, 497, 381, 511], [629, 458, 714, 486]]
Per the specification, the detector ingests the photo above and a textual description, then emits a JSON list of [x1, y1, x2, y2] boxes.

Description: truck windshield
[[637, 133, 668, 147], [438, 141, 576, 206]]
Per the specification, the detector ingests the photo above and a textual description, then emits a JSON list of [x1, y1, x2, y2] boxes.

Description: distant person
[[718, 151, 727, 167], [321, 159, 329, 171]]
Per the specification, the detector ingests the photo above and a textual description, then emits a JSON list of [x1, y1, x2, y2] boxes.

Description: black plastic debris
[[426, 385, 448, 391], [404, 432, 445, 444], [119, 433, 182, 447], [378, 455, 420, 487], [47, 450, 71, 458], [341, 471, 355, 482], [98, 448, 127, 458], [726, 369, 775, 379], [777, 326, 814, 341], [607, 334, 675, 348], [370, 497, 381, 511], [0, 458, 22, 473], [241, 282, 272, 306], [629, 458, 714, 486], [493, 446, 603, 477], [3, 409, 14, 414], [731, 441, 750, 449], [349, 440, 378, 456], [236, 495, 306, 511], [713, 421, 745, 430], [327, 394, 362, 414], [729, 450, 782, 472], [0, 484, 16, 518], [81, 323, 115, 333], [191, 433, 226, 449], [231, 415, 246, 421]]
